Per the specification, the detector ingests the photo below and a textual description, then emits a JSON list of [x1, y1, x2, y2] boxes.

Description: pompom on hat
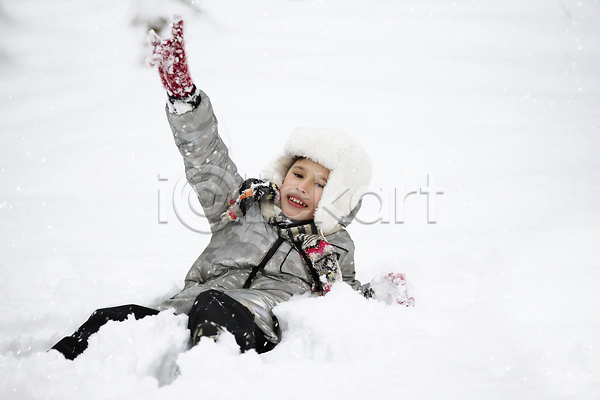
[[263, 127, 372, 235]]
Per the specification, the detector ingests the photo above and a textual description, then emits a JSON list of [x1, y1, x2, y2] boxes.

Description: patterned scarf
[[222, 179, 342, 294]]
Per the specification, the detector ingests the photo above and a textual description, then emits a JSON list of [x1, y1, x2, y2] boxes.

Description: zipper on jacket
[[243, 237, 285, 289]]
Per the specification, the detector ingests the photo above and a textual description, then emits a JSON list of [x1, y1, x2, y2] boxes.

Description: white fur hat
[[263, 127, 372, 235]]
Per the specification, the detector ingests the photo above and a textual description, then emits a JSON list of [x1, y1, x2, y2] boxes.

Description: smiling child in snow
[[51, 17, 412, 359]]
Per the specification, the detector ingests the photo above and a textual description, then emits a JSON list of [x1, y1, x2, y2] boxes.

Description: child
[[146, 16, 372, 352], [52, 17, 406, 360]]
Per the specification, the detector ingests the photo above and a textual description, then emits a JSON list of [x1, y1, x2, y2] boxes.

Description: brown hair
[[286, 156, 305, 174]]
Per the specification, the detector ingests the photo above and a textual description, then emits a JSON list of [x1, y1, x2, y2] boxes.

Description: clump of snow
[[167, 98, 194, 115], [1, 311, 189, 399]]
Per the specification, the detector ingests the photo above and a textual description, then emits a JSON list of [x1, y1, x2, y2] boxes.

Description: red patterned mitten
[[368, 272, 415, 306], [146, 15, 195, 98]]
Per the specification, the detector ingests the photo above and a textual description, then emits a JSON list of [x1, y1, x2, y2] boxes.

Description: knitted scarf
[[222, 179, 342, 294]]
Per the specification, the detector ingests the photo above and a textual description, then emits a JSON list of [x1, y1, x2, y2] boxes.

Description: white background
[[0, 0, 599, 399]]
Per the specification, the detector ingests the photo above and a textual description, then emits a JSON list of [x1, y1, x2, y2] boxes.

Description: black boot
[[191, 321, 222, 345], [51, 304, 159, 360]]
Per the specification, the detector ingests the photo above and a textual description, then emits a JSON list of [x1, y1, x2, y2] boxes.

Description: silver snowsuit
[[158, 90, 361, 343]]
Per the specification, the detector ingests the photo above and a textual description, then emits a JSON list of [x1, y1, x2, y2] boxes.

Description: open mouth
[[287, 195, 308, 208]]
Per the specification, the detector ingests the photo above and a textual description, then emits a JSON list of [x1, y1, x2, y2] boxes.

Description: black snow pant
[[51, 304, 160, 360], [187, 289, 276, 354], [51, 290, 275, 360]]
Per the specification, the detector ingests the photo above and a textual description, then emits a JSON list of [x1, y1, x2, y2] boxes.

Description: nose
[[297, 181, 309, 193]]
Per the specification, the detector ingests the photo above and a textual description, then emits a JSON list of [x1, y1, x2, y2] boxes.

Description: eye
[[315, 182, 325, 189], [294, 173, 303, 179]]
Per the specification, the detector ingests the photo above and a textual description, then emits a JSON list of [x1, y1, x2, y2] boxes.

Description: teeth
[[288, 196, 307, 207]]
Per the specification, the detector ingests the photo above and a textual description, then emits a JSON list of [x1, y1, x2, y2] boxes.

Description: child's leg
[[188, 290, 275, 353], [51, 304, 159, 360]]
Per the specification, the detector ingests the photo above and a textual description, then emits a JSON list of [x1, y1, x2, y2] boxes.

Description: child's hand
[[146, 15, 195, 98], [368, 272, 415, 306]]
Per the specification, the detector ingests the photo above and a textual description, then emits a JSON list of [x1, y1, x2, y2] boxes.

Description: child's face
[[280, 158, 330, 221]]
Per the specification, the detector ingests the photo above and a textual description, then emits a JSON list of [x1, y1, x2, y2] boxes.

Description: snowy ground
[[1, 0, 599, 399]]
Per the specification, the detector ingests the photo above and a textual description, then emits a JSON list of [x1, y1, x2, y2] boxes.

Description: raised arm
[[147, 17, 243, 227]]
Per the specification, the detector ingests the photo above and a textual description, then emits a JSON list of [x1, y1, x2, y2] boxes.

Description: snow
[[1, 0, 599, 399]]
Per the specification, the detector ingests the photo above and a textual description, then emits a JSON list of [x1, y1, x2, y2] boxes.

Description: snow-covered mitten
[[146, 15, 195, 98], [368, 272, 415, 306]]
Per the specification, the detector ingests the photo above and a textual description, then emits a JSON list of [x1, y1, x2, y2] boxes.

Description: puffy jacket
[[158, 90, 361, 344]]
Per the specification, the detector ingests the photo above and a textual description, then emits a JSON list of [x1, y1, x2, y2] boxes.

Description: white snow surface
[[1, 0, 600, 399]]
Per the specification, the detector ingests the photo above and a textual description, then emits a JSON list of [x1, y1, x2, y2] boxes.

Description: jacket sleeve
[[327, 229, 365, 292], [338, 237, 360, 290], [339, 242, 372, 296], [166, 88, 243, 227]]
